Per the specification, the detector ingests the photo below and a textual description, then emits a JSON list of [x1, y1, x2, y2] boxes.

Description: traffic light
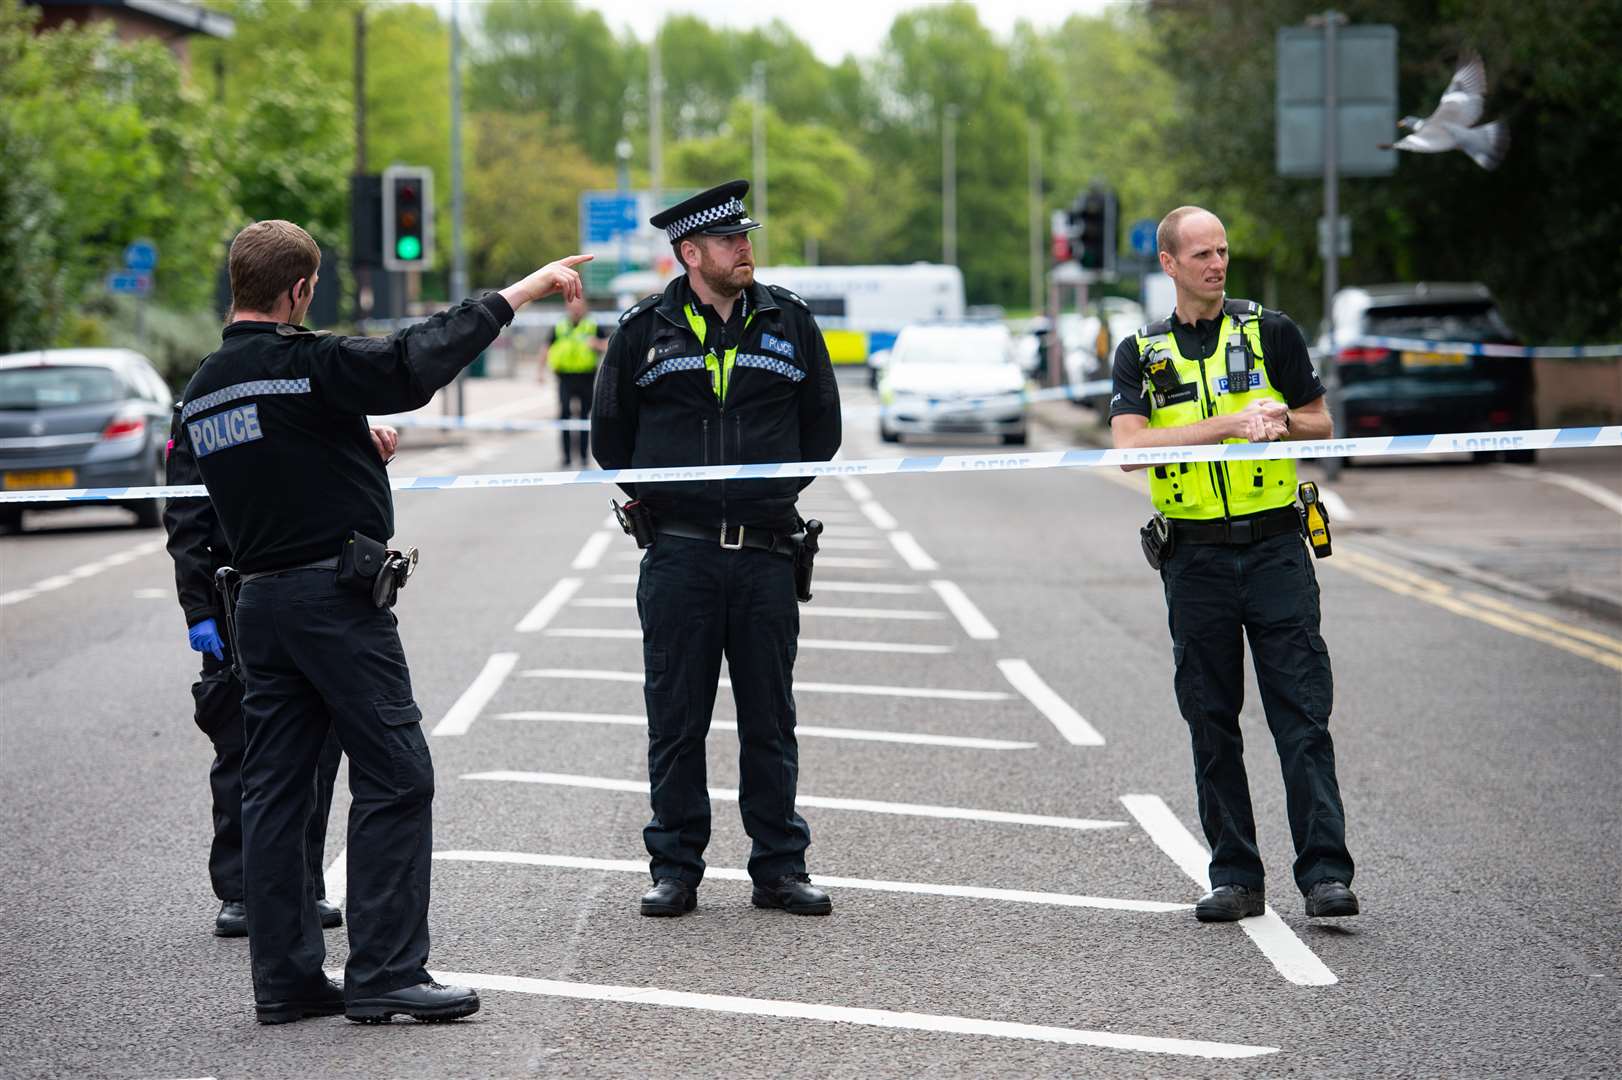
[[1073, 186, 1117, 276], [382, 165, 434, 272]]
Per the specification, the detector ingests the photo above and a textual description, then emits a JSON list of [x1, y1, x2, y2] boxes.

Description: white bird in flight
[[1380, 52, 1509, 170]]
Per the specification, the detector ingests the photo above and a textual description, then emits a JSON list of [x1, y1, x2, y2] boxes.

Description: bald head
[[1156, 206, 1222, 257]]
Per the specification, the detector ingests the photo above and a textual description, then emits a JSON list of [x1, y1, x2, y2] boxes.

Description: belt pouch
[[336, 531, 388, 594]]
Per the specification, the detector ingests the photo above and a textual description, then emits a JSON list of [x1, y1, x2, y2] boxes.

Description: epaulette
[[766, 283, 809, 311], [619, 294, 662, 325], [274, 324, 331, 337], [1137, 317, 1173, 338], [1222, 298, 1261, 320]]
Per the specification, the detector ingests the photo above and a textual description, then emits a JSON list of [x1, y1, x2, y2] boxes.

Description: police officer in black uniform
[[182, 218, 589, 1024], [592, 180, 842, 918], [1110, 206, 1358, 922], [162, 408, 354, 938]]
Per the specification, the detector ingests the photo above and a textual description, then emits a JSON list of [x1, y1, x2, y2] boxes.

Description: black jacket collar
[[655, 275, 778, 325]]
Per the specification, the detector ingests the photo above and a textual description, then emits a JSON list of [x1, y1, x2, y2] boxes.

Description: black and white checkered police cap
[[651, 179, 762, 244]]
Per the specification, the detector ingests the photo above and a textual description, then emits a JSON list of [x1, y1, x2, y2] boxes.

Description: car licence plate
[[3, 468, 76, 490], [1400, 350, 1469, 369]]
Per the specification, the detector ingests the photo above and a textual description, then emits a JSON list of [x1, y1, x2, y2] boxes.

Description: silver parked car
[[0, 349, 174, 532], [878, 323, 1028, 445]]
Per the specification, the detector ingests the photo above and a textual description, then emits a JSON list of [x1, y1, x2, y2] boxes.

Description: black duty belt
[[240, 556, 341, 583], [656, 519, 796, 556], [1170, 507, 1300, 546]]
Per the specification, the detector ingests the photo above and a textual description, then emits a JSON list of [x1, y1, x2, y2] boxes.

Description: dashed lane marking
[[516, 578, 583, 633], [569, 597, 943, 620], [998, 660, 1104, 746], [570, 531, 615, 570], [324, 846, 347, 908], [435, 851, 1192, 914], [1120, 794, 1338, 987], [930, 580, 999, 639], [495, 711, 1034, 749], [541, 628, 952, 654], [857, 499, 898, 530], [432, 653, 519, 737], [0, 537, 165, 607], [464, 772, 1125, 831], [521, 669, 1011, 701], [403, 969, 1277, 1059], [888, 531, 940, 571], [590, 575, 924, 594]]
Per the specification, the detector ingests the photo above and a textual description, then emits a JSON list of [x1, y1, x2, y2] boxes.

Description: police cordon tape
[[373, 380, 1118, 434], [1346, 336, 1622, 359], [4, 425, 1618, 505]]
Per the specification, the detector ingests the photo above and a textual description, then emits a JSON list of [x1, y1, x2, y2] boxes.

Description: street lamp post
[[615, 138, 633, 275], [943, 104, 958, 267]]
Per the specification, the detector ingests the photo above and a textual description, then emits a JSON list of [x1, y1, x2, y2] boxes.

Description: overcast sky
[[443, 1, 1121, 65]]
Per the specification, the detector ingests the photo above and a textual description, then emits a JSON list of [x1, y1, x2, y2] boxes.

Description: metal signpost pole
[[450, 5, 467, 415]]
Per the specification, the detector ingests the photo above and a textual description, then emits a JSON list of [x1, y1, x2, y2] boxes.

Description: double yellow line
[[1332, 549, 1622, 672]]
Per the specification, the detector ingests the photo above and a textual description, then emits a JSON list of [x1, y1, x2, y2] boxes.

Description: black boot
[[256, 977, 345, 1025], [317, 897, 343, 929], [751, 873, 832, 915], [640, 878, 696, 917], [1304, 879, 1360, 918], [346, 981, 481, 1024], [214, 899, 247, 938], [1194, 884, 1265, 922]]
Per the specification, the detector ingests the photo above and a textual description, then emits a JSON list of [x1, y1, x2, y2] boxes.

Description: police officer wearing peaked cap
[[181, 218, 591, 1023], [1110, 206, 1358, 923], [592, 180, 842, 917]]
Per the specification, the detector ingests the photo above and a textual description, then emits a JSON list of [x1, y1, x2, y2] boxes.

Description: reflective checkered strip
[[663, 197, 746, 242], [635, 356, 706, 387], [734, 353, 805, 382], [181, 378, 311, 421]]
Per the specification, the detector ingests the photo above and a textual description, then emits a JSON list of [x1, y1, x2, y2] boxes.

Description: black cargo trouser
[[637, 535, 809, 886], [234, 567, 433, 1003], [191, 652, 341, 903], [557, 370, 594, 463], [1160, 530, 1355, 896]]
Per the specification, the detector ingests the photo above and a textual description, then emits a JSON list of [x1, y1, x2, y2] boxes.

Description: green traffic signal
[[395, 235, 422, 261]]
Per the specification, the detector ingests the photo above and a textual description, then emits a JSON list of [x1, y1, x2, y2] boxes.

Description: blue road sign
[[1129, 219, 1158, 257], [582, 195, 639, 245], [123, 240, 157, 272], [106, 271, 152, 296]]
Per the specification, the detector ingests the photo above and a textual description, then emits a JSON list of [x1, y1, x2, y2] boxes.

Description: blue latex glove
[[188, 618, 225, 661]]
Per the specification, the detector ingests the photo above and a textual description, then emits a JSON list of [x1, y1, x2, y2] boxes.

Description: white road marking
[[401, 969, 1275, 1059], [815, 556, 892, 569], [857, 499, 898, 530], [573, 598, 939, 620], [888, 531, 940, 571], [818, 537, 885, 550], [0, 537, 165, 607], [1317, 486, 1355, 522], [572, 597, 637, 607], [543, 628, 949, 654], [436, 851, 1191, 913], [133, 588, 168, 599], [931, 580, 999, 639], [496, 711, 1033, 750], [571, 531, 616, 570], [598, 573, 640, 584], [839, 476, 875, 501], [1120, 794, 1338, 987], [1505, 465, 1622, 515], [432, 653, 520, 737], [522, 669, 1010, 701], [805, 581, 925, 594], [464, 771, 1125, 831], [324, 846, 347, 908], [998, 659, 1104, 746], [516, 577, 584, 632]]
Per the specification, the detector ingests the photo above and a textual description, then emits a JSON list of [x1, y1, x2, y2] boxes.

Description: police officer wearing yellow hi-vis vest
[[1110, 206, 1359, 923], [544, 292, 606, 466]]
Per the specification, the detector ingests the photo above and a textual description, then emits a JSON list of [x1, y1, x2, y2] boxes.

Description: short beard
[[696, 249, 753, 298]]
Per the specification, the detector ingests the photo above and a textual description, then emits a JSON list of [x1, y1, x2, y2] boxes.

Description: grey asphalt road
[[2, 368, 1618, 1079]]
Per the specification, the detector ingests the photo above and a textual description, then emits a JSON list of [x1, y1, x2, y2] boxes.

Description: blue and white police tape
[[1346, 336, 1622, 360], [4, 425, 1616, 504], [371, 380, 1118, 434]]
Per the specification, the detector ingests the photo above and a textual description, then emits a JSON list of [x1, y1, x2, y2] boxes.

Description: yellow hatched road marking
[[1332, 550, 1622, 672]]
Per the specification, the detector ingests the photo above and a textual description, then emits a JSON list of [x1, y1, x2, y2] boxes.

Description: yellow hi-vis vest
[[1137, 299, 1298, 520], [549, 318, 599, 374], [684, 302, 755, 403]]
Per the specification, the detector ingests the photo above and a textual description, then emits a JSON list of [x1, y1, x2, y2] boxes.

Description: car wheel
[[130, 458, 165, 529], [879, 424, 900, 444], [1001, 430, 1027, 447], [1502, 448, 1537, 465], [0, 506, 22, 534]]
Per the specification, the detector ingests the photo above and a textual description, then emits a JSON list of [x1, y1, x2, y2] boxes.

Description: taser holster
[[1298, 482, 1332, 558]]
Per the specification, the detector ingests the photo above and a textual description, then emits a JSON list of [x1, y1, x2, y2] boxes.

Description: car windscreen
[[1363, 302, 1512, 343], [893, 333, 1011, 365], [0, 366, 128, 410]]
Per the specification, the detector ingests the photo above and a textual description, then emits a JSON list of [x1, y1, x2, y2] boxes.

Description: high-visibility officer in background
[[592, 180, 843, 918], [1109, 205, 1359, 923], [543, 292, 607, 466], [182, 217, 590, 1024], [161, 405, 364, 939]]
